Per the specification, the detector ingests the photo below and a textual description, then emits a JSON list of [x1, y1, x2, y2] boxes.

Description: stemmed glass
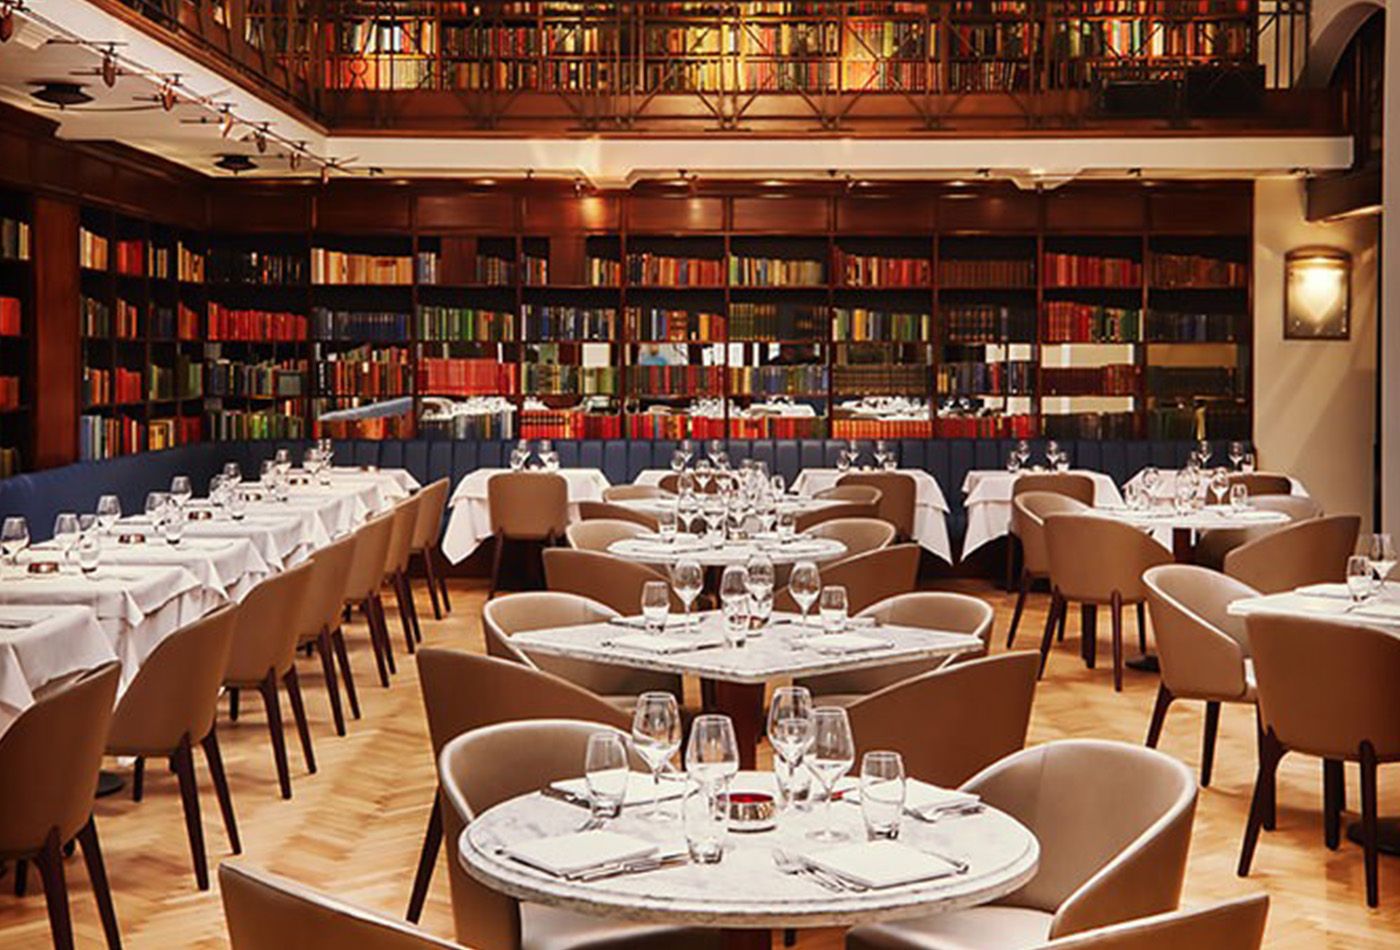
[[1, 516, 29, 574], [767, 686, 814, 813], [719, 567, 750, 647], [807, 707, 856, 842], [641, 580, 670, 637], [819, 585, 849, 634], [677, 491, 699, 535], [745, 552, 775, 629], [222, 461, 243, 486], [678, 439, 694, 467], [835, 449, 852, 475], [169, 475, 193, 509], [789, 561, 821, 633], [76, 516, 101, 577], [1141, 466, 1160, 502], [1240, 452, 1256, 474], [1228, 441, 1245, 471], [694, 458, 713, 494], [631, 692, 682, 822], [145, 490, 171, 527], [670, 558, 703, 628], [685, 714, 739, 790], [584, 732, 629, 822], [670, 449, 687, 474], [1197, 440, 1212, 468], [96, 494, 122, 531], [53, 513, 80, 573], [1347, 555, 1375, 607], [1229, 483, 1249, 512], [657, 507, 677, 543], [273, 448, 291, 475], [1366, 533, 1396, 593], [1209, 470, 1230, 507]]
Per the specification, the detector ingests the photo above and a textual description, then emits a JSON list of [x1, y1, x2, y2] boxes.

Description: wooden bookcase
[[0, 185, 33, 474]]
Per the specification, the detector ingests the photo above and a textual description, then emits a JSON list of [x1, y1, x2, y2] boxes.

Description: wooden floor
[[2, 576, 1399, 949]]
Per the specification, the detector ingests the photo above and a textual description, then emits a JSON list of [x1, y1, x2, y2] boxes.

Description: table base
[[96, 770, 125, 798], [722, 930, 772, 950], [1126, 655, 1161, 674], [1347, 818, 1400, 856]]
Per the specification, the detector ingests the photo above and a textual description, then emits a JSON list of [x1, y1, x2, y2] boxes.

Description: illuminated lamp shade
[[1284, 246, 1351, 340]]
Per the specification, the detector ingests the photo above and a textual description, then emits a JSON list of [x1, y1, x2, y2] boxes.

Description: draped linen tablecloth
[[442, 468, 611, 563], [960, 469, 1125, 559], [0, 604, 116, 738], [792, 469, 952, 564]]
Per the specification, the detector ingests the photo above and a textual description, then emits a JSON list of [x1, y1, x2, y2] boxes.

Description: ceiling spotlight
[[573, 176, 587, 197], [214, 153, 256, 174], [159, 79, 178, 111], [30, 81, 92, 108], [0, 3, 16, 44], [1127, 167, 1142, 177], [253, 125, 268, 153], [101, 47, 118, 88], [219, 108, 234, 138], [977, 168, 992, 179], [288, 147, 303, 171], [368, 166, 383, 176], [320, 164, 331, 185]]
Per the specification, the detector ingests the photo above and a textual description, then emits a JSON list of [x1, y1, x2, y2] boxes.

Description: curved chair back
[[795, 500, 878, 533], [782, 543, 921, 615], [814, 484, 883, 506], [221, 862, 461, 950], [1014, 492, 1092, 577], [410, 478, 451, 551], [1246, 613, 1400, 761], [302, 532, 360, 642], [798, 592, 994, 698], [838, 472, 917, 539], [543, 548, 682, 615], [564, 518, 651, 552], [487, 472, 569, 540], [848, 653, 1038, 787], [659, 473, 719, 494], [968, 739, 1197, 941], [1045, 514, 1172, 604], [602, 485, 667, 502], [1227, 473, 1293, 497], [225, 561, 317, 683], [107, 606, 238, 756], [384, 495, 423, 577], [0, 661, 120, 856], [1143, 565, 1258, 703], [1249, 494, 1322, 521], [1193, 492, 1324, 570], [1223, 515, 1360, 594], [1014, 473, 1097, 507], [806, 518, 896, 560], [576, 501, 659, 531], [1030, 894, 1268, 950], [343, 513, 396, 603]]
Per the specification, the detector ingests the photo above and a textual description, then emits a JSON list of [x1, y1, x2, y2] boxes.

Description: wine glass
[[260, 459, 276, 490], [860, 751, 906, 841], [273, 448, 291, 475], [745, 552, 775, 627], [1241, 452, 1256, 474], [671, 450, 687, 474], [807, 707, 856, 842], [719, 565, 748, 609], [1209, 470, 1230, 507], [641, 580, 670, 636], [631, 692, 682, 822], [1228, 441, 1245, 470], [835, 450, 851, 475], [685, 714, 739, 790], [789, 561, 821, 632], [768, 686, 814, 812], [771, 474, 786, 496], [777, 509, 796, 542], [1366, 533, 1396, 592], [1229, 483, 1249, 512], [819, 585, 848, 634], [1197, 440, 1212, 468], [1, 516, 29, 572], [679, 439, 694, 467], [657, 506, 677, 543], [585, 732, 629, 822], [1141, 465, 1160, 500], [77, 529, 102, 577], [1347, 555, 1374, 606], [223, 461, 243, 486], [53, 512, 80, 572], [170, 475, 193, 509], [677, 491, 699, 534], [721, 594, 749, 648], [694, 458, 713, 493], [670, 558, 703, 628], [145, 490, 171, 525], [96, 494, 122, 531]]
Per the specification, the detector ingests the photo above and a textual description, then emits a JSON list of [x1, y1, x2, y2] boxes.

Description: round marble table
[[613, 496, 844, 521], [607, 535, 848, 568], [458, 772, 1039, 949]]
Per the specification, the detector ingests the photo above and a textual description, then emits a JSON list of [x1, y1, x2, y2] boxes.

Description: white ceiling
[[1, 0, 1354, 187]]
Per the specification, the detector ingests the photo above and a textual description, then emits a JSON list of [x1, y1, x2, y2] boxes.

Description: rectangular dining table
[[0, 604, 116, 738]]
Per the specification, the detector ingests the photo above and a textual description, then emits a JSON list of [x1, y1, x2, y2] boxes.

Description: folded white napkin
[[505, 830, 657, 878], [809, 633, 889, 655], [606, 633, 726, 654], [1297, 583, 1352, 600], [1349, 602, 1400, 621], [804, 840, 963, 889], [550, 772, 686, 807], [844, 779, 979, 817], [609, 615, 702, 631]]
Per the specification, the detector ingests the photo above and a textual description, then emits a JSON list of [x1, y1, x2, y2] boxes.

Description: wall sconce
[[1284, 246, 1351, 340]]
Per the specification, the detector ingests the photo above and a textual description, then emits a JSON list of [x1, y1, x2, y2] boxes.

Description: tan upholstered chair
[[838, 472, 917, 540], [602, 485, 667, 502], [1194, 493, 1324, 570], [1007, 492, 1092, 649], [487, 472, 570, 598], [659, 472, 719, 494], [565, 518, 652, 552], [107, 606, 239, 890], [847, 653, 1039, 788], [342, 512, 399, 688], [438, 719, 719, 950], [382, 495, 426, 654], [1042, 514, 1173, 691], [1227, 473, 1292, 497], [775, 544, 921, 615], [795, 500, 878, 532], [1142, 565, 1262, 786], [576, 501, 659, 531], [814, 484, 883, 507], [482, 592, 681, 705], [806, 518, 896, 560], [406, 651, 631, 924], [410, 478, 453, 619], [0, 662, 122, 950], [1248, 494, 1322, 521], [1222, 515, 1360, 595], [1028, 894, 1268, 950], [1007, 473, 1097, 589], [224, 561, 318, 800], [222, 862, 463, 950], [1240, 613, 1400, 907], [291, 533, 361, 736], [797, 592, 995, 703], [848, 739, 1197, 950], [543, 548, 682, 615]]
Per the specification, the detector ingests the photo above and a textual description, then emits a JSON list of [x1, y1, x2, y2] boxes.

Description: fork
[[772, 849, 861, 893]]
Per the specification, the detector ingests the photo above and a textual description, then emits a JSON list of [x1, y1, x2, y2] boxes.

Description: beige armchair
[[487, 472, 570, 598], [341, 512, 399, 688], [564, 519, 651, 552], [806, 518, 896, 560], [1043, 515, 1172, 691], [795, 500, 878, 532], [1223, 515, 1360, 594], [1240, 613, 1400, 907], [1194, 493, 1323, 570], [847, 652, 1039, 788], [410, 477, 453, 619], [848, 739, 1197, 950], [814, 484, 883, 506], [602, 485, 667, 502], [438, 719, 720, 950], [295, 532, 361, 736], [1007, 473, 1098, 589], [1227, 473, 1292, 496], [1028, 894, 1268, 950], [1143, 565, 1261, 786], [774, 544, 921, 615], [576, 501, 660, 531], [543, 548, 683, 615], [838, 472, 917, 540], [1007, 492, 1092, 649]]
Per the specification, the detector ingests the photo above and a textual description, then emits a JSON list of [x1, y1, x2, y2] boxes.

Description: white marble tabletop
[[509, 611, 984, 686], [1227, 584, 1400, 627], [1102, 505, 1290, 534], [608, 535, 848, 569], [458, 770, 1038, 929], [0, 604, 116, 737], [614, 497, 844, 520], [1123, 468, 1308, 499]]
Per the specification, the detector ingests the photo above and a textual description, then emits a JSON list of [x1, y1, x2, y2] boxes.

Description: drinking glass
[[789, 561, 821, 632], [1229, 483, 1249, 512], [745, 552, 775, 628], [1228, 441, 1245, 470], [807, 707, 856, 842], [1366, 533, 1396, 591], [819, 585, 849, 635], [722, 596, 750, 648], [1197, 440, 1212, 467], [679, 440, 694, 466], [860, 751, 906, 841], [77, 531, 102, 577], [1347, 555, 1374, 605], [671, 450, 687, 474], [1241, 452, 1256, 474], [145, 490, 170, 524], [1, 516, 29, 572], [719, 565, 748, 609], [835, 450, 851, 475], [685, 714, 739, 789], [657, 507, 677, 543], [1209, 470, 1230, 507], [1141, 466, 1160, 499], [631, 692, 682, 822], [584, 732, 629, 821], [777, 510, 796, 542], [273, 448, 291, 474], [260, 460, 276, 490], [96, 494, 121, 531], [767, 685, 814, 813], [228, 489, 247, 521], [222, 461, 242, 485], [1006, 451, 1021, 474], [771, 474, 786, 496], [641, 580, 670, 636], [677, 491, 699, 534], [162, 508, 185, 546], [670, 559, 703, 628], [682, 781, 727, 865], [694, 458, 713, 493], [53, 513, 80, 572]]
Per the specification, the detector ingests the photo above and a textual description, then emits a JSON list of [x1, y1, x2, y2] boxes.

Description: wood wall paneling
[[317, 183, 414, 232], [626, 196, 724, 233], [1149, 188, 1254, 233], [32, 197, 80, 469], [522, 194, 621, 233], [414, 192, 519, 233], [208, 185, 313, 233], [1045, 188, 1147, 232], [731, 195, 830, 233], [836, 195, 938, 234], [937, 188, 1040, 233]]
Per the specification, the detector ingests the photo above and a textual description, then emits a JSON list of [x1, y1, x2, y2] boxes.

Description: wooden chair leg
[[315, 629, 346, 737], [1057, 598, 1068, 644], [1006, 570, 1030, 649], [1201, 700, 1221, 787], [393, 574, 416, 654], [131, 757, 144, 802], [282, 667, 317, 775], [1080, 604, 1097, 668], [361, 599, 391, 688], [1360, 740, 1380, 907], [171, 735, 210, 890], [1256, 709, 1277, 830], [405, 796, 443, 924], [1145, 684, 1174, 748], [421, 550, 444, 620], [34, 827, 74, 950], [13, 858, 25, 896], [1004, 533, 1016, 591], [228, 688, 240, 722], [201, 727, 241, 854], [1110, 591, 1124, 692], [489, 535, 505, 599], [258, 672, 293, 800], [1037, 591, 1062, 678], [331, 628, 362, 719], [1238, 728, 1284, 877], [1323, 758, 1345, 851], [76, 818, 121, 950], [371, 594, 397, 677], [1136, 601, 1148, 653], [435, 550, 452, 613], [401, 571, 423, 645]]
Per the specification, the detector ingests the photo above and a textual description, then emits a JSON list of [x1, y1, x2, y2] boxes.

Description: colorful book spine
[[0, 217, 30, 261], [832, 308, 930, 342], [80, 228, 110, 270], [944, 304, 1038, 342], [311, 308, 412, 342], [728, 365, 827, 395], [939, 257, 1035, 287], [417, 306, 516, 342], [626, 308, 725, 342], [1043, 301, 1142, 343], [311, 249, 414, 285], [729, 257, 825, 287], [0, 297, 21, 336], [836, 253, 931, 287], [627, 254, 725, 286], [628, 365, 725, 396], [522, 306, 617, 340], [208, 305, 308, 341], [1149, 253, 1247, 288], [417, 358, 519, 396], [1043, 253, 1142, 287]]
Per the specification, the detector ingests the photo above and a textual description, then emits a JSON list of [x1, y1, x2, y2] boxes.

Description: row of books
[[939, 258, 1035, 287], [441, 24, 611, 58], [729, 365, 827, 395], [314, 347, 414, 396], [729, 257, 826, 287], [82, 367, 143, 407], [415, 251, 442, 284], [114, 300, 140, 339], [1043, 301, 1141, 343], [150, 307, 180, 340], [588, 257, 623, 286], [1144, 309, 1240, 342], [843, 61, 935, 90], [209, 305, 309, 341], [204, 408, 307, 441], [115, 239, 146, 277], [1041, 364, 1139, 396], [832, 365, 931, 395], [948, 61, 1030, 92], [418, 358, 520, 396], [1042, 252, 1142, 287], [944, 304, 1038, 342], [627, 308, 725, 342], [80, 228, 110, 271], [522, 409, 623, 440], [418, 306, 517, 341], [147, 360, 205, 401], [728, 415, 827, 439], [1148, 251, 1248, 288], [627, 254, 726, 286], [150, 245, 173, 281], [311, 248, 415, 285], [0, 297, 20, 335], [522, 306, 617, 340], [837, 253, 932, 287], [936, 361, 1036, 395], [178, 304, 201, 340], [934, 413, 1038, 439], [629, 366, 726, 395], [729, 302, 825, 340], [311, 308, 413, 341], [80, 297, 112, 338], [1148, 402, 1251, 441], [476, 254, 517, 285], [523, 365, 620, 395], [0, 375, 19, 411], [205, 360, 308, 398], [0, 217, 29, 261], [150, 416, 203, 450], [324, 58, 434, 91], [178, 244, 206, 282], [1043, 411, 1136, 440], [1145, 365, 1238, 398], [421, 407, 516, 440], [210, 249, 307, 285], [833, 418, 936, 440], [80, 414, 145, 460], [627, 411, 711, 442], [833, 308, 931, 342]]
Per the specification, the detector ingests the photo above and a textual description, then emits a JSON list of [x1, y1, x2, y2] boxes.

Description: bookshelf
[[0, 186, 32, 475]]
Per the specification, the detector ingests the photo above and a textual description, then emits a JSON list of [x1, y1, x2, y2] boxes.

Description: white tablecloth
[[1122, 468, 1309, 499], [328, 466, 420, 497], [960, 469, 1125, 559], [443, 468, 611, 563], [792, 469, 952, 564], [33, 536, 271, 606], [0, 605, 116, 738]]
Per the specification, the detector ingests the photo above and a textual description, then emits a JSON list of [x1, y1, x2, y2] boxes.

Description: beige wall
[[1253, 178, 1378, 526]]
